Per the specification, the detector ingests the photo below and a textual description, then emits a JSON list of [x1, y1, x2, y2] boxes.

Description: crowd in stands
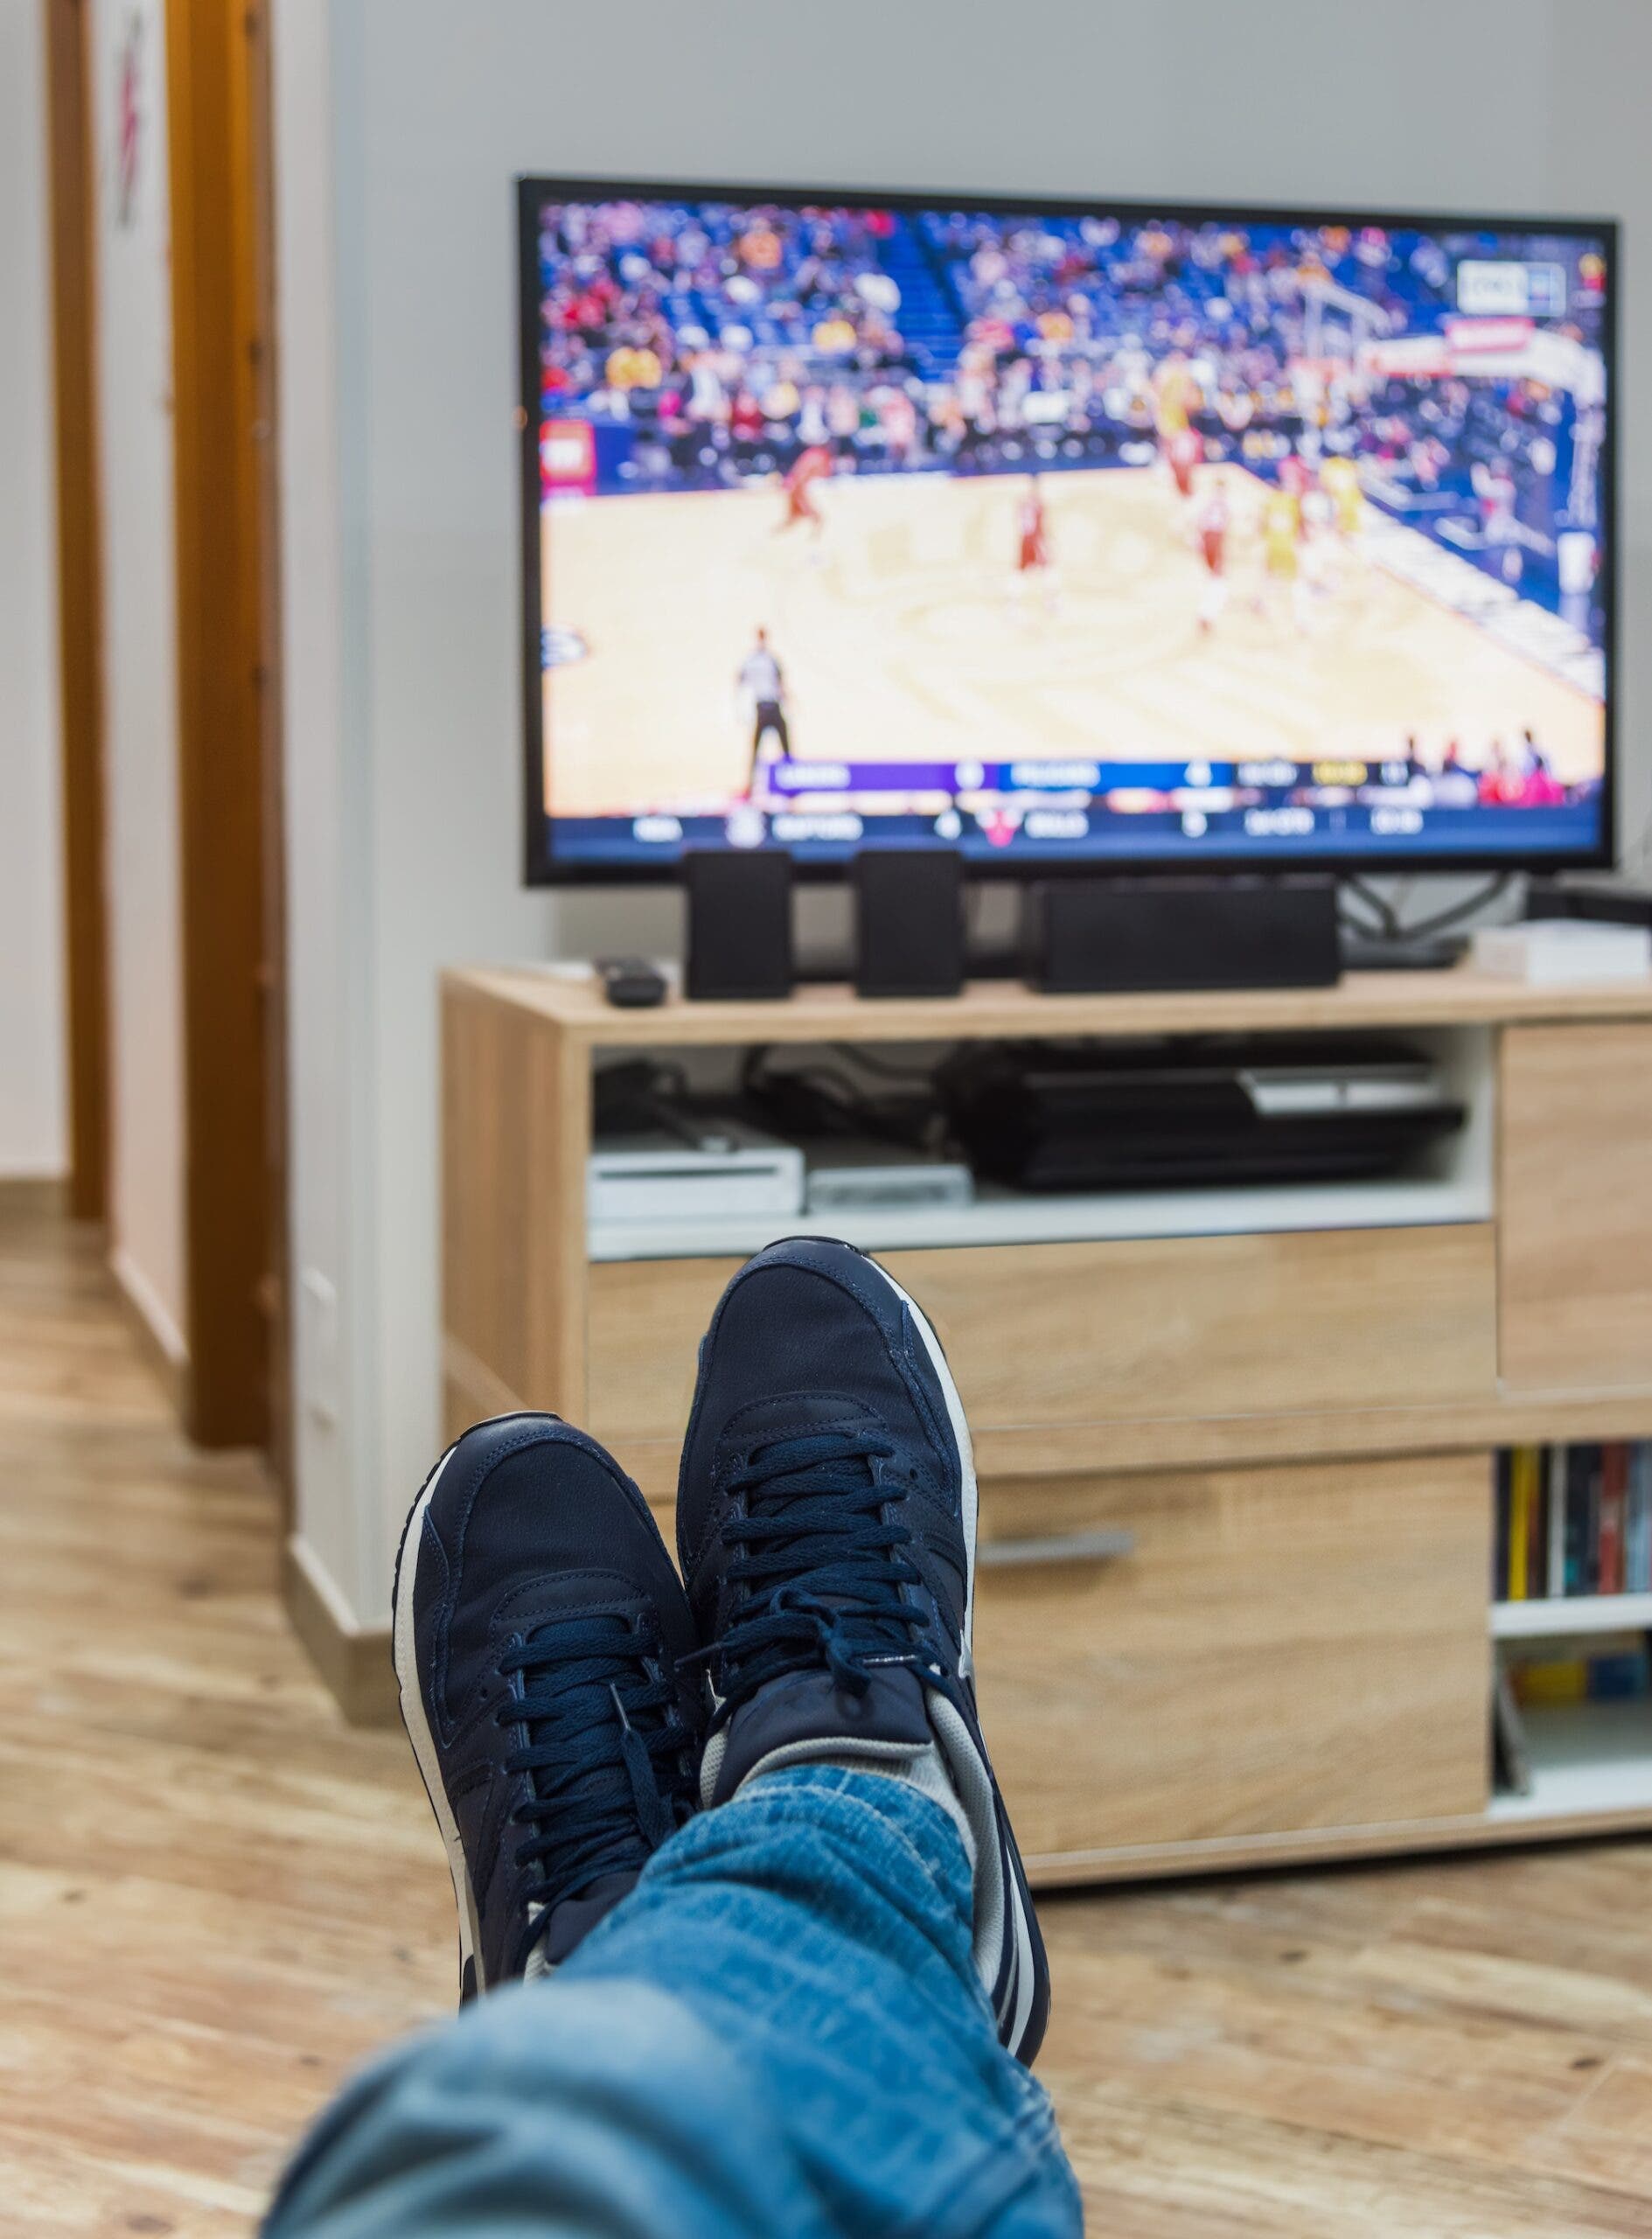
[[536, 199, 1593, 560]]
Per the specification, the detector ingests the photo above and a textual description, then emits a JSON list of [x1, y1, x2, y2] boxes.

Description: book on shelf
[[1508, 1445, 1531, 1599], [1493, 1440, 1652, 1604], [1601, 1445, 1621, 1594], [1502, 1631, 1651, 1708], [1491, 1664, 1532, 1797], [1547, 1444, 1567, 1607], [1616, 1441, 1650, 1594]]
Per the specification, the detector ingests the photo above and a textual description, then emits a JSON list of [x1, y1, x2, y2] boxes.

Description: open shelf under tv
[[587, 1168, 1490, 1264], [1489, 1701, 1652, 1824], [1493, 1593, 1652, 1640]]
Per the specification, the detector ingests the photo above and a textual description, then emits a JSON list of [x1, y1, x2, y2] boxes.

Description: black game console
[[1526, 877, 1652, 931], [937, 1036, 1464, 1194]]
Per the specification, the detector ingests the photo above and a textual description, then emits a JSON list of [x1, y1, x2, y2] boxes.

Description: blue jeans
[[266, 1766, 1081, 2238]]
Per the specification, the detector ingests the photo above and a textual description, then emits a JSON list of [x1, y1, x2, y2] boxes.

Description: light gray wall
[[1545, 0, 1651, 873], [0, 0, 66, 1178], [278, 0, 1650, 1621]]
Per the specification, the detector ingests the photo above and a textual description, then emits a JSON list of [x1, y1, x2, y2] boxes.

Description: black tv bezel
[[517, 174, 1619, 887]]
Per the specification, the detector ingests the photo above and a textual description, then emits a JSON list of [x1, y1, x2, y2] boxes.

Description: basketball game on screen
[[524, 195, 1609, 875]]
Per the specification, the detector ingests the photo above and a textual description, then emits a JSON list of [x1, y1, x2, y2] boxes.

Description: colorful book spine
[[1600, 1444, 1628, 1597], [1509, 1632, 1651, 1705], [1629, 1445, 1652, 1594], [1565, 1444, 1591, 1596], [1512, 1655, 1586, 1705], [1547, 1445, 1568, 1599], [1494, 1441, 1652, 1605], [1508, 1446, 1532, 1601]]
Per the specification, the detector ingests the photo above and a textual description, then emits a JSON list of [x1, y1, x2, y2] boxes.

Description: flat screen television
[[517, 179, 1614, 882]]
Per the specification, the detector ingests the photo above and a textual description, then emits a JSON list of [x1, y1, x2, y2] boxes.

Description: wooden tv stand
[[442, 964, 1652, 1887]]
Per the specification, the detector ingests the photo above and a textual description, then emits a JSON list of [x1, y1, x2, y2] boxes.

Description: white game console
[[1472, 918, 1652, 987], [587, 1119, 805, 1228], [803, 1143, 975, 1216]]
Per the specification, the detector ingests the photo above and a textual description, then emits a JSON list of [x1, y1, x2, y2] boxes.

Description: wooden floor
[[7, 1195, 1652, 2236]]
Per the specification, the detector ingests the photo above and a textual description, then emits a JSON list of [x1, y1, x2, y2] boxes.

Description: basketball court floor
[[540, 464, 1601, 820]]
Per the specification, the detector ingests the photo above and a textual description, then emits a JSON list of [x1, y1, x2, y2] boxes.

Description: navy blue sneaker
[[392, 1414, 701, 1998], [676, 1238, 1050, 2065]]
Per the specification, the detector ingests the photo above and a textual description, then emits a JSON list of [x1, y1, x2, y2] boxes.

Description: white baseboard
[[284, 1533, 394, 1722], [109, 1245, 188, 1366]]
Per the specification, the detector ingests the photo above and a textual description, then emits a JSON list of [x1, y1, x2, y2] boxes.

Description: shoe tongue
[[711, 1664, 931, 1807], [528, 1869, 642, 1974], [733, 1392, 880, 1454]]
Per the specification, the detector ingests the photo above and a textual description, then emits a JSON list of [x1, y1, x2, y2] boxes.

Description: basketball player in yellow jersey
[[1321, 453, 1363, 542], [1151, 353, 1202, 506], [1151, 352, 1199, 439], [1258, 486, 1307, 631]]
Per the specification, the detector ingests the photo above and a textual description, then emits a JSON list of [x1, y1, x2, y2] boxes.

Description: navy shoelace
[[498, 1612, 693, 1973], [687, 1427, 930, 1715]]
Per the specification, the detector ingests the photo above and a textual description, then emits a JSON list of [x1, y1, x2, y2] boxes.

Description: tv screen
[[518, 181, 1614, 882]]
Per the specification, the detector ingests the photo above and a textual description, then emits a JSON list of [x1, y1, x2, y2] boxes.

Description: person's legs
[[266, 1242, 1079, 2237], [674, 1238, 1050, 2065], [266, 1767, 1077, 2239], [564, 1766, 1072, 2234], [749, 701, 786, 793]]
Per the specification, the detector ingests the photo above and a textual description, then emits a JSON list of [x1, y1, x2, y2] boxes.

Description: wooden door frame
[[164, 0, 289, 1470], [44, 0, 109, 1226], [246, 0, 291, 1510]]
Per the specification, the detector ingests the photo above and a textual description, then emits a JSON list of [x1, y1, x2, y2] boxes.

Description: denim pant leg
[[265, 1767, 1081, 2239]]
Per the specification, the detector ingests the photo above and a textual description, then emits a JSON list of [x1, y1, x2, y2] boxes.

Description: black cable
[[742, 1046, 938, 1148], [827, 1041, 934, 1084], [1338, 871, 1511, 948], [1340, 873, 1402, 939], [1391, 871, 1513, 943], [1337, 896, 1393, 942]]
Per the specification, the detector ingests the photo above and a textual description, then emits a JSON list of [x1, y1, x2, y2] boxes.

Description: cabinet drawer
[[973, 1454, 1490, 1868], [588, 1225, 1497, 1482], [1500, 1023, 1652, 1392]]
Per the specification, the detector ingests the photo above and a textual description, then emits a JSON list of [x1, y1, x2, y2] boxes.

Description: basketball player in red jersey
[[1152, 352, 1203, 503], [1195, 478, 1230, 634], [1166, 425, 1203, 502], [777, 443, 833, 537], [1014, 475, 1056, 614], [1018, 476, 1049, 573]]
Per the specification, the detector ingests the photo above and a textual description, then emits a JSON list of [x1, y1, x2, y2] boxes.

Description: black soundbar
[[1024, 876, 1341, 994]]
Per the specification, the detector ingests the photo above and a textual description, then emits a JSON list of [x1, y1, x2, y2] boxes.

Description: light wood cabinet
[[973, 1459, 1490, 1871], [1500, 1022, 1652, 1392], [587, 1225, 1496, 1478], [427, 964, 1652, 1882]]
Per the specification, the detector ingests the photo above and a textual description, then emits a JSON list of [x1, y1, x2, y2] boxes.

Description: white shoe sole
[[853, 1252, 1044, 2062], [391, 1433, 488, 1997]]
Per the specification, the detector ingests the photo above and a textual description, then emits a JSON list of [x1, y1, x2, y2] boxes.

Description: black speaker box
[[854, 848, 964, 998], [683, 850, 794, 1001], [1527, 876, 1652, 929], [1024, 876, 1341, 994]]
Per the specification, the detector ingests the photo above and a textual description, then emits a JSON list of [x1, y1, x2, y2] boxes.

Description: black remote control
[[595, 955, 668, 1008]]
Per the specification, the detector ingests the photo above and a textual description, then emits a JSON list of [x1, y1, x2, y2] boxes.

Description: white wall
[[274, 0, 379, 1611], [90, 0, 187, 1360], [1547, 0, 1652, 875], [276, 0, 1650, 1626], [0, 0, 67, 1180]]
